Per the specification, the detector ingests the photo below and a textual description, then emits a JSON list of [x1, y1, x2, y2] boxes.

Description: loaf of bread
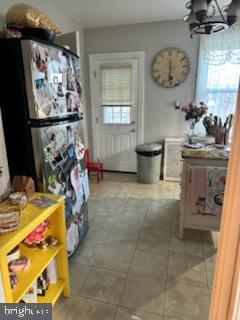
[[6, 3, 61, 34]]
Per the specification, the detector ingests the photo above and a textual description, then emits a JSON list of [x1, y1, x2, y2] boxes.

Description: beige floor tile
[[80, 268, 126, 304], [94, 246, 134, 272], [53, 296, 76, 320], [125, 199, 150, 210], [203, 242, 217, 261], [96, 207, 122, 217], [120, 208, 147, 219], [164, 282, 210, 320], [169, 237, 204, 258], [90, 215, 119, 227], [182, 229, 203, 241], [116, 306, 164, 320], [167, 255, 208, 287], [205, 262, 215, 289], [170, 224, 180, 237], [117, 215, 145, 231], [149, 199, 176, 209], [136, 232, 169, 254], [114, 219, 144, 233], [141, 218, 172, 235], [106, 229, 139, 250], [120, 274, 166, 314], [202, 231, 219, 245], [130, 250, 168, 279], [98, 201, 125, 211], [84, 225, 111, 244], [66, 296, 117, 320], [147, 209, 174, 222], [69, 263, 91, 295], [87, 200, 100, 211], [85, 173, 213, 320], [71, 242, 103, 266]]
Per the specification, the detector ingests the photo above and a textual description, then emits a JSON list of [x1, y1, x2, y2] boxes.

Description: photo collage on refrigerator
[[31, 41, 84, 119], [41, 121, 89, 256]]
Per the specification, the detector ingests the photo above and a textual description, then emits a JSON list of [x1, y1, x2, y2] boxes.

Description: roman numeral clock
[[152, 48, 190, 88]]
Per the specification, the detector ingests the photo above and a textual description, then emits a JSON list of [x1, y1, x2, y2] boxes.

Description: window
[[101, 66, 132, 124], [196, 30, 240, 123]]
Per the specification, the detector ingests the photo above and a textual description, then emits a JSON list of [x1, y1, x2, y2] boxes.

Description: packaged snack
[[9, 192, 28, 209], [9, 257, 30, 272], [0, 205, 21, 234], [22, 281, 37, 303]]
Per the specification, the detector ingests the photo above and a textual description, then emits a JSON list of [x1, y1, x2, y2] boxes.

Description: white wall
[[0, 0, 79, 32], [84, 20, 200, 148]]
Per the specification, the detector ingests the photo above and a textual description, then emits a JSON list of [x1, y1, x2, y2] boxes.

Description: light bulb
[[227, 0, 240, 25], [193, 0, 209, 21]]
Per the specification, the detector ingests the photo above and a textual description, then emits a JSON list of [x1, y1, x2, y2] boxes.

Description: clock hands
[[169, 60, 173, 82]]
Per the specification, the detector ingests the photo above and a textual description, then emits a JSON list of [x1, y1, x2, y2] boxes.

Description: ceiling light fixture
[[184, 0, 240, 37]]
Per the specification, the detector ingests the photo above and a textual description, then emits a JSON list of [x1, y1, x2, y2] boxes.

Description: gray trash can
[[135, 143, 162, 184]]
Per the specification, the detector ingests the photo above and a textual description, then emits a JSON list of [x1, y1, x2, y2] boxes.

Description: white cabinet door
[[0, 110, 10, 201], [164, 138, 185, 181]]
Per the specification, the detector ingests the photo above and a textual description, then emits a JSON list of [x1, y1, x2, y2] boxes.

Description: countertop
[[182, 145, 230, 160]]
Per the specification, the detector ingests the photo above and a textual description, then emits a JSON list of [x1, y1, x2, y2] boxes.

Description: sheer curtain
[[195, 28, 240, 134]]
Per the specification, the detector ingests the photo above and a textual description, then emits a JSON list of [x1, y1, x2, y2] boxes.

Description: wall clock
[[152, 48, 190, 88]]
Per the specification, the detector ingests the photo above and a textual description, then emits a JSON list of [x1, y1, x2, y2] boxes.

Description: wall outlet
[[175, 100, 181, 110]]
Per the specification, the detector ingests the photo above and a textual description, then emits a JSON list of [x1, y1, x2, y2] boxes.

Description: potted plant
[[181, 101, 208, 140]]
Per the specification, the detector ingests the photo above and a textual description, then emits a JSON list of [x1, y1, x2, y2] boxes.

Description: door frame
[[209, 87, 240, 319], [89, 51, 145, 162]]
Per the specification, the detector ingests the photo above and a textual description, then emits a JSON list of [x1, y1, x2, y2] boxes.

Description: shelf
[[38, 279, 66, 305], [0, 193, 65, 255], [12, 243, 63, 303]]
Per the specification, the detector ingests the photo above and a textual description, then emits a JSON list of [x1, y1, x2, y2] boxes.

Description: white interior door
[[91, 55, 143, 172]]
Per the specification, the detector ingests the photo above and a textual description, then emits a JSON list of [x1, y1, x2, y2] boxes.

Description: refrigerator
[[0, 38, 89, 257]]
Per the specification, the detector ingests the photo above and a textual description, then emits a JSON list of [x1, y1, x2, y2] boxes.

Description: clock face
[[152, 48, 190, 88]]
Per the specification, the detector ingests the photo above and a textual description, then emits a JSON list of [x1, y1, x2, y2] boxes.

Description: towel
[[190, 166, 207, 215], [205, 167, 227, 216], [190, 166, 226, 216]]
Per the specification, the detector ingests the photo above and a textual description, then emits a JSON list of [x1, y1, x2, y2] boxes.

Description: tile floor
[[53, 172, 219, 320]]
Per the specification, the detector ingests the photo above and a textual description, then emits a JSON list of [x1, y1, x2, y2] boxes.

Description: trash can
[[135, 143, 162, 184]]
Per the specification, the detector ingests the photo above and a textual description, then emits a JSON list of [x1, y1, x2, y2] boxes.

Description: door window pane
[[103, 107, 113, 123], [103, 106, 130, 124], [121, 107, 131, 124]]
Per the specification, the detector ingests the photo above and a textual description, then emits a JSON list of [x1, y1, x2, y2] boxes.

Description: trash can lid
[[136, 143, 162, 153]]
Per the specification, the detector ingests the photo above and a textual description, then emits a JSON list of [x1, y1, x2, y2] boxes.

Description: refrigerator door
[[31, 118, 89, 256], [22, 40, 84, 120]]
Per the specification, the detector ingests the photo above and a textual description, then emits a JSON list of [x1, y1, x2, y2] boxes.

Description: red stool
[[85, 148, 103, 183]]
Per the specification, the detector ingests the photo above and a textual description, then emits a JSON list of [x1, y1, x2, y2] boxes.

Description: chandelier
[[184, 0, 240, 36]]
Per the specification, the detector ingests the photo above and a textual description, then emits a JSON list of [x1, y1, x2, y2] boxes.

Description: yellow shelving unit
[[0, 193, 70, 304]]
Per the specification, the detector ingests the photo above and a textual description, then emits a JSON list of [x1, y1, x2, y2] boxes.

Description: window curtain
[[195, 29, 240, 134], [101, 67, 132, 106]]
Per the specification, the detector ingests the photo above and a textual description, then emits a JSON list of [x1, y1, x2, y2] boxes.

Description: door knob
[[130, 128, 136, 133]]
